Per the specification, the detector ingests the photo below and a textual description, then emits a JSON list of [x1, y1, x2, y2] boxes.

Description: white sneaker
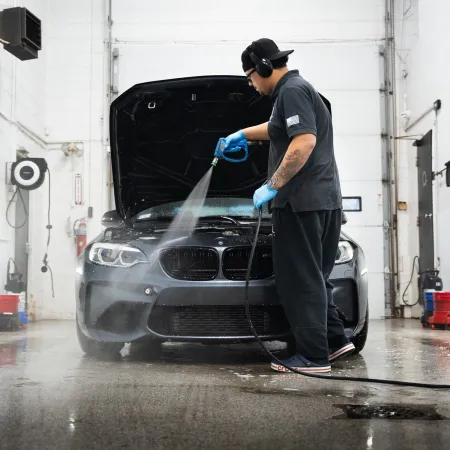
[[328, 342, 355, 362]]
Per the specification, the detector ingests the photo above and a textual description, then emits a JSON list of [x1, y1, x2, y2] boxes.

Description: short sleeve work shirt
[[267, 70, 342, 211]]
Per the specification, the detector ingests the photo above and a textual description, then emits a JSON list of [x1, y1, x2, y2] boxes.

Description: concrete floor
[[0, 320, 449, 449]]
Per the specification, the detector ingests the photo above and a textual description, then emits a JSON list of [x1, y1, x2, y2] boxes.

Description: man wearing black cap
[[215, 38, 355, 373]]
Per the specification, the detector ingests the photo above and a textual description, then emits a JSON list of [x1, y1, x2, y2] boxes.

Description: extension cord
[[245, 208, 450, 389]]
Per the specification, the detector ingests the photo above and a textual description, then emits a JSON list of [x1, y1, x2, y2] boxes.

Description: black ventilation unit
[[0, 7, 42, 60]]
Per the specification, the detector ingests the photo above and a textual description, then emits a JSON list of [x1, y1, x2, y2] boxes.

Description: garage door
[[110, 0, 386, 319]]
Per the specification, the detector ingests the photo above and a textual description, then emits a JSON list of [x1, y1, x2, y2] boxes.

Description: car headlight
[[88, 243, 147, 268], [335, 241, 354, 264]]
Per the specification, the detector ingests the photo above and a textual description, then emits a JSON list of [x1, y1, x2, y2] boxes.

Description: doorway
[[414, 130, 434, 276]]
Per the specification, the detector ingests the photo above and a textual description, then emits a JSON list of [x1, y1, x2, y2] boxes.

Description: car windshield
[[135, 198, 271, 221]]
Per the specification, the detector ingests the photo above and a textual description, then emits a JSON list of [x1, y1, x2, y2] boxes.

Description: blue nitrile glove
[[253, 183, 278, 209], [224, 130, 246, 148], [215, 130, 246, 154]]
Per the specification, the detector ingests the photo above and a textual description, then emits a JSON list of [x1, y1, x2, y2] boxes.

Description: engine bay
[[103, 215, 273, 243]]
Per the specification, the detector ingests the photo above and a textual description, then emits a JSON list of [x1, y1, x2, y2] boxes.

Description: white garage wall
[[1, 0, 389, 320], [395, 0, 450, 315], [111, 0, 387, 318], [0, 0, 47, 314], [1, 0, 107, 320], [29, 0, 108, 319]]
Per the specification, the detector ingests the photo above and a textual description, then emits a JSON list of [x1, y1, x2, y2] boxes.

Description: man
[[215, 38, 355, 373]]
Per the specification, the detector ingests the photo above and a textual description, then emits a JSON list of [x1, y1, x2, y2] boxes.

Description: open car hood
[[110, 76, 274, 220]]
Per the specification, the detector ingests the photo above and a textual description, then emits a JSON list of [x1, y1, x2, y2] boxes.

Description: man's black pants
[[272, 205, 348, 364]]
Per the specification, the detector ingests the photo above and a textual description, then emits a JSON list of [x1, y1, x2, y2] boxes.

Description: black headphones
[[249, 52, 273, 78]]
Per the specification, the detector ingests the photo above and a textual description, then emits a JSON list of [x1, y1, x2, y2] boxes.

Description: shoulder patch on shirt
[[286, 115, 299, 127]]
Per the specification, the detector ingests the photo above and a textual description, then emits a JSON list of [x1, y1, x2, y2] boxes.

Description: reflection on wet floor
[[127, 340, 289, 364], [1, 319, 450, 382], [1, 319, 449, 382], [124, 341, 374, 382], [0, 338, 27, 367], [0, 319, 449, 449]]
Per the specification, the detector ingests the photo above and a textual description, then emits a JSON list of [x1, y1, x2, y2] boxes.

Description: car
[[75, 75, 369, 358]]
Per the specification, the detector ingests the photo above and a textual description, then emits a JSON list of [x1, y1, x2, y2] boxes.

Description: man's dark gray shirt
[[267, 70, 342, 211]]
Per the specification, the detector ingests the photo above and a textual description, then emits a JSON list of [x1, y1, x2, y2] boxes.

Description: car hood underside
[[110, 76, 275, 220]]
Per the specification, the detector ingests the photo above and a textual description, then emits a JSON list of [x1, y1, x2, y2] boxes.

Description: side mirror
[[101, 210, 123, 228], [342, 212, 348, 225]]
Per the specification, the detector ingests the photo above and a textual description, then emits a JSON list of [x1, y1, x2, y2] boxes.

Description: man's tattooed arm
[[270, 134, 316, 190]]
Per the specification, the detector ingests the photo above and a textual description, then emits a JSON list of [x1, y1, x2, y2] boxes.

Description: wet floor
[[0, 319, 449, 449]]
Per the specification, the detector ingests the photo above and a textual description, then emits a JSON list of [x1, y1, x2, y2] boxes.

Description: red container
[[434, 292, 450, 312], [431, 311, 450, 324], [0, 295, 19, 314]]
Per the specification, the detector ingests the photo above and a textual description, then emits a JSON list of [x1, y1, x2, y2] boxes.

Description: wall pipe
[[106, 0, 114, 211], [87, 0, 95, 208], [389, 0, 401, 300], [380, 0, 398, 317], [0, 113, 85, 151], [405, 101, 441, 132]]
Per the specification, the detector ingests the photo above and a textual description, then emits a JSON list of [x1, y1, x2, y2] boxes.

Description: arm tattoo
[[270, 147, 312, 190]]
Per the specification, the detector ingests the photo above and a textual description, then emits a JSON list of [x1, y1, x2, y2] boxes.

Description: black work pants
[[272, 205, 348, 364]]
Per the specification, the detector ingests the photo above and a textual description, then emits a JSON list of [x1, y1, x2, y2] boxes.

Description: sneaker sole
[[329, 343, 356, 362], [270, 363, 331, 373]]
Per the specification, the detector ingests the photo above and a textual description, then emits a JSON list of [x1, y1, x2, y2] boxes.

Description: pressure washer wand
[[212, 138, 259, 166], [211, 138, 226, 167]]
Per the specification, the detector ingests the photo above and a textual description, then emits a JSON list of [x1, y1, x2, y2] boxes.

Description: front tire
[[351, 308, 369, 354], [76, 318, 124, 358]]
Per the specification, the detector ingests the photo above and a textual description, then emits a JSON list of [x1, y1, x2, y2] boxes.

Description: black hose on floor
[[245, 208, 450, 389]]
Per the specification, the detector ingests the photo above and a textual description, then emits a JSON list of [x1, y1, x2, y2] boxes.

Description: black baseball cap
[[241, 38, 294, 71]]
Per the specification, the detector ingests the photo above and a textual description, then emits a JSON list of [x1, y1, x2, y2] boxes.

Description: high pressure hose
[[210, 148, 449, 388], [245, 208, 450, 389]]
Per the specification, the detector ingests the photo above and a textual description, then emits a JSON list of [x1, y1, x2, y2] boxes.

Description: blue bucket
[[18, 311, 28, 325], [424, 289, 435, 312]]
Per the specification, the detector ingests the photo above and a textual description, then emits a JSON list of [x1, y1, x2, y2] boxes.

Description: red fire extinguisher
[[75, 219, 87, 256]]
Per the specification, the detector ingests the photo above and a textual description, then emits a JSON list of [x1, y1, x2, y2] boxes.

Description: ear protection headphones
[[249, 52, 273, 78]]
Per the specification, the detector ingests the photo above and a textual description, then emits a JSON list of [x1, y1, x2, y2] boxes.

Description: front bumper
[[77, 261, 362, 344], [78, 278, 292, 343]]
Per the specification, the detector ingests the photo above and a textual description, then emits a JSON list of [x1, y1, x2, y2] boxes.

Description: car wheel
[[351, 308, 369, 354], [76, 318, 124, 358]]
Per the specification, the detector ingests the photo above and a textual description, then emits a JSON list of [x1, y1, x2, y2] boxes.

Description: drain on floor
[[334, 404, 446, 420]]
